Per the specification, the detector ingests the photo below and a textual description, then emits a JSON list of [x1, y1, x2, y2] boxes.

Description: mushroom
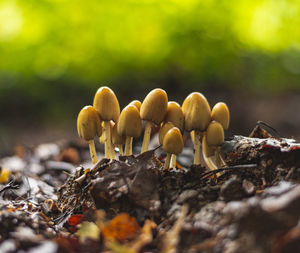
[[140, 88, 168, 153], [162, 127, 183, 170], [182, 92, 211, 165], [164, 101, 184, 132], [117, 105, 142, 156], [129, 100, 142, 111], [202, 121, 224, 171], [159, 122, 178, 169], [159, 122, 175, 145], [163, 101, 185, 168], [77, 105, 102, 164], [93, 86, 120, 159], [211, 102, 230, 130], [211, 102, 230, 166], [112, 122, 126, 156]]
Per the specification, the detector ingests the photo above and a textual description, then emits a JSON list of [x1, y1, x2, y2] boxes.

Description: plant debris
[[0, 125, 300, 252]]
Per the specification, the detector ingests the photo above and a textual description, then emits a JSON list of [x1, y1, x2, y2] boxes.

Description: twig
[[0, 180, 19, 194], [200, 164, 257, 181]]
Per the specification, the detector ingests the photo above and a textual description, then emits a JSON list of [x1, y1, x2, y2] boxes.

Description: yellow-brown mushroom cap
[[93, 86, 120, 122], [211, 102, 230, 130], [182, 92, 211, 132], [77, 106, 102, 141], [117, 105, 142, 138], [206, 121, 224, 146], [140, 88, 168, 125], [112, 122, 126, 145], [129, 100, 142, 112], [159, 122, 175, 145], [163, 127, 184, 155], [164, 101, 184, 132]]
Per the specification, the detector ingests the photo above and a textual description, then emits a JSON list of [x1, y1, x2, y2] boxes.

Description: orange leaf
[[102, 213, 140, 242], [68, 214, 83, 226]]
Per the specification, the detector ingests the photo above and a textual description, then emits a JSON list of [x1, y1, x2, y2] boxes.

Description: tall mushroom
[[140, 88, 168, 153], [163, 101, 185, 168], [117, 105, 142, 156], [77, 106, 102, 164], [93, 86, 120, 159], [211, 102, 230, 166], [182, 92, 211, 165], [202, 121, 224, 171], [112, 122, 126, 156], [162, 127, 184, 170]]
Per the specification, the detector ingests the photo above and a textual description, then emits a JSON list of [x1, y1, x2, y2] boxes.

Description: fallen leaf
[[76, 221, 100, 243], [102, 213, 140, 242], [68, 214, 83, 226]]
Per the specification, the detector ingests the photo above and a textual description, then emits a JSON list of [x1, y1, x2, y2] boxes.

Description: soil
[[0, 125, 300, 253]]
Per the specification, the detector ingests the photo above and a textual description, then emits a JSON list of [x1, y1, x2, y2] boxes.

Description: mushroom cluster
[[77, 87, 230, 171]]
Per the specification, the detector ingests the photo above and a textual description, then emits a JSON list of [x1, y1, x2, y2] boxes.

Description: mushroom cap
[[211, 102, 230, 130], [117, 105, 142, 138], [206, 121, 224, 146], [93, 86, 120, 122], [164, 101, 184, 131], [129, 100, 142, 112], [163, 127, 184, 155], [159, 122, 175, 145], [77, 105, 102, 141], [182, 92, 211, 132], [140, 88, 168, 125], [112, 122, 126, 145]]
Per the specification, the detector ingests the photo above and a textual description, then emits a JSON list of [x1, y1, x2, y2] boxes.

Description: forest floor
[[0, 124, 300, 253]]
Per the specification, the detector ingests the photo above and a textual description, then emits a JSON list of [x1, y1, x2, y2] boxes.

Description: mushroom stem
[[104, 121, 112, 159], [125, 136, 133, 156], [111, 146, 116, 159], [202, 135, 218, 171], [215, 147, 226, 167], [117, 144, 124, 156], [193, 131, 201, 165], [141, 121, 152, 153], [163, 153, 172, 170], [170, 154, 177, 168], [88, 140, 98, 164]]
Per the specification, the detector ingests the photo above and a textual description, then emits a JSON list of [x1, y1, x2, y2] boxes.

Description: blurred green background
[[0, 0, 300, 155]]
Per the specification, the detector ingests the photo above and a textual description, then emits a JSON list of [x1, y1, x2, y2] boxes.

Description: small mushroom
[[182, 92, 211, 165], [140, 88, 168, 153], [202, 121, 224, 171], [159, 122, 175, 145], [112, 122, 126, 156], [129, 100, 142, 111], [211, 102, 230, 166], [93, 86, 120, 159], [117, 105, 142, 156], [164, 101, 184, 132], [162, 127, 183, 170], [211, 102, 230, 130], [77, 106, 102, 164]]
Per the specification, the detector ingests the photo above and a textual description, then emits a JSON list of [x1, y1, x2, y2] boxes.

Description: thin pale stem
[[88, 140, 98, 164], [111, 145, 116, 159], [193, 131, 201, 165], [163, 153, 172, 170], [118, 144, 123, 156], [202, 135, 218, 171], [104, 121, 112, 159], [170, 154, 177, 168], [125, 136, 133, 156], [141, 121, 152, 153], [215, 147, 226, 167]]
